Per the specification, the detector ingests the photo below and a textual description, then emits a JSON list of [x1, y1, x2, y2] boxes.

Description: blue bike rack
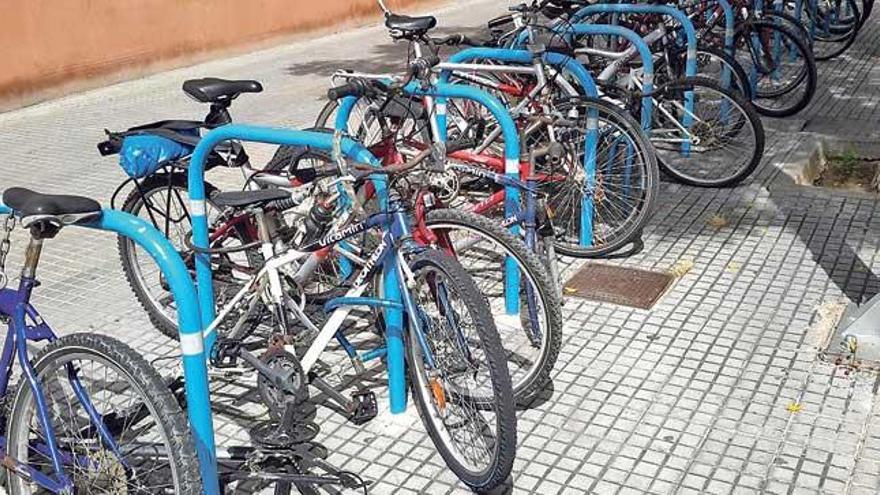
[[187, 126, 383, 347], [184, 125, 394, 492], [716, 0, 737, 58], [518, 23, 655, 130], [562, 26, 652, 236], [334, 82, 526, 314], [570, 3, 699, 79], [0, 202, 218, 495], [571, 4, 698, 154], [409, 82, 522, 314], [716, 0, 737, 90], [504, 25, 654, 247], [437, 46, 602, 247]]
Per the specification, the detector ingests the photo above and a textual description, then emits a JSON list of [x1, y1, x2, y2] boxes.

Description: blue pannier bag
[[119, 134, 194, 179]]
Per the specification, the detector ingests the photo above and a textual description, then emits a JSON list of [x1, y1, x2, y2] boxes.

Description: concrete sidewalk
[[1, 1, 880, 493]]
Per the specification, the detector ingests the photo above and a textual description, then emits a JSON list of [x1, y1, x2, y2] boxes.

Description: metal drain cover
[[563, 263, 674, 310]]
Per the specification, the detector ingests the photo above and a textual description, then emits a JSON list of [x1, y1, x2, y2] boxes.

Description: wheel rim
[[409, 262, 501, 476], [539, 101, 653, 251], [8, 349, 180, 493], [426, 221, 551, 395], [652, 83, 759, 184]]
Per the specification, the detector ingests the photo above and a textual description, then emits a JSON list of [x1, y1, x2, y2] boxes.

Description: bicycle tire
[[861, 0, 874, 26], [542, 97, 659, 257], [735, 19, 817, 117], [6, 333, 201, 494], [424, 208, 562, 405], [405, 249, 516, 492], [651, 75, 765, 187], [795, 0, 862, 60], [813, 14, 861, 60], [118, 173, 262, 341]]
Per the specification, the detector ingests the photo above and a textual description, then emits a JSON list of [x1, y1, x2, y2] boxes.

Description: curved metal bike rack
[[185, 125, 387, 494], [436, 46, 605, 247], [572, 4, 699, 154], [334, 81, 528, 312]]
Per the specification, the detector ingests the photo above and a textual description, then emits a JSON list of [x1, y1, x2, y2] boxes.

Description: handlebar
[[326, 54, 440, 101], [349, 146, 434, 177]]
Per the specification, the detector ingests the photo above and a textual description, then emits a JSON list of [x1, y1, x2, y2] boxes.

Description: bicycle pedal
[[211, 357, 239, 369], [348, 390, 378, 425], [210, 340, 242, 368]]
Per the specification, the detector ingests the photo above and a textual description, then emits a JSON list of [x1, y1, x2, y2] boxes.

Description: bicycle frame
[[0, 273, 77, 491], [197, 207, 426, 378]]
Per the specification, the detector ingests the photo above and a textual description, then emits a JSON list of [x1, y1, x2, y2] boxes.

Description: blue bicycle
[[0, 189, 201, 493]]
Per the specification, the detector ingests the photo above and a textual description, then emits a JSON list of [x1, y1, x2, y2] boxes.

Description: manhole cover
[[563, 263, 674, 310]]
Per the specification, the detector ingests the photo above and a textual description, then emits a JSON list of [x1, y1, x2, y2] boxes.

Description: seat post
[[254, 209, 274, 243], [205, 102, 233, 128], [21, 236, 43, 280]]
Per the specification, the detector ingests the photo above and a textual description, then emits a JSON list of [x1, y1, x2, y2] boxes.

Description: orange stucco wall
[[0, 0, 424, 108]]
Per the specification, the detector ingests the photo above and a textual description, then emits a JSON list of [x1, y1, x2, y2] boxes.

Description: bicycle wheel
[[808, 0, 862, 60], [6, 333, 201, 494], [118, 173, 261, 340], [651, 75, 765, 187], [405, 249, 516, 492], [539, 97, 659, 257], [861, 0, 874, 26], [735, 19, 817, 117], [424, 208, 562, 405]]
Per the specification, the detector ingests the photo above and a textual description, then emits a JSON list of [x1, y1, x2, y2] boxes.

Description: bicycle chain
[[0, 214, 17, 289]]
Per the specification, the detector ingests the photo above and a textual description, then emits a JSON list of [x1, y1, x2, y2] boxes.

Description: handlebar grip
[[327, 79, 370, 101], [326, 83, 358, 101]]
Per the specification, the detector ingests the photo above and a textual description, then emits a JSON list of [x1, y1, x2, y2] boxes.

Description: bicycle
[[0, 189, 201, 493], [553, 1, 767, 187], [179, 124, 519, 491], [439, 0, 764, 187], [272, 124, 571, 406]]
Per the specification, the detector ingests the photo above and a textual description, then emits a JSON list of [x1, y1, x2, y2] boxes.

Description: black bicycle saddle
[[385, 13, 437, 36], [3, 188, 102, 235], [182, 78, 264, 104]]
